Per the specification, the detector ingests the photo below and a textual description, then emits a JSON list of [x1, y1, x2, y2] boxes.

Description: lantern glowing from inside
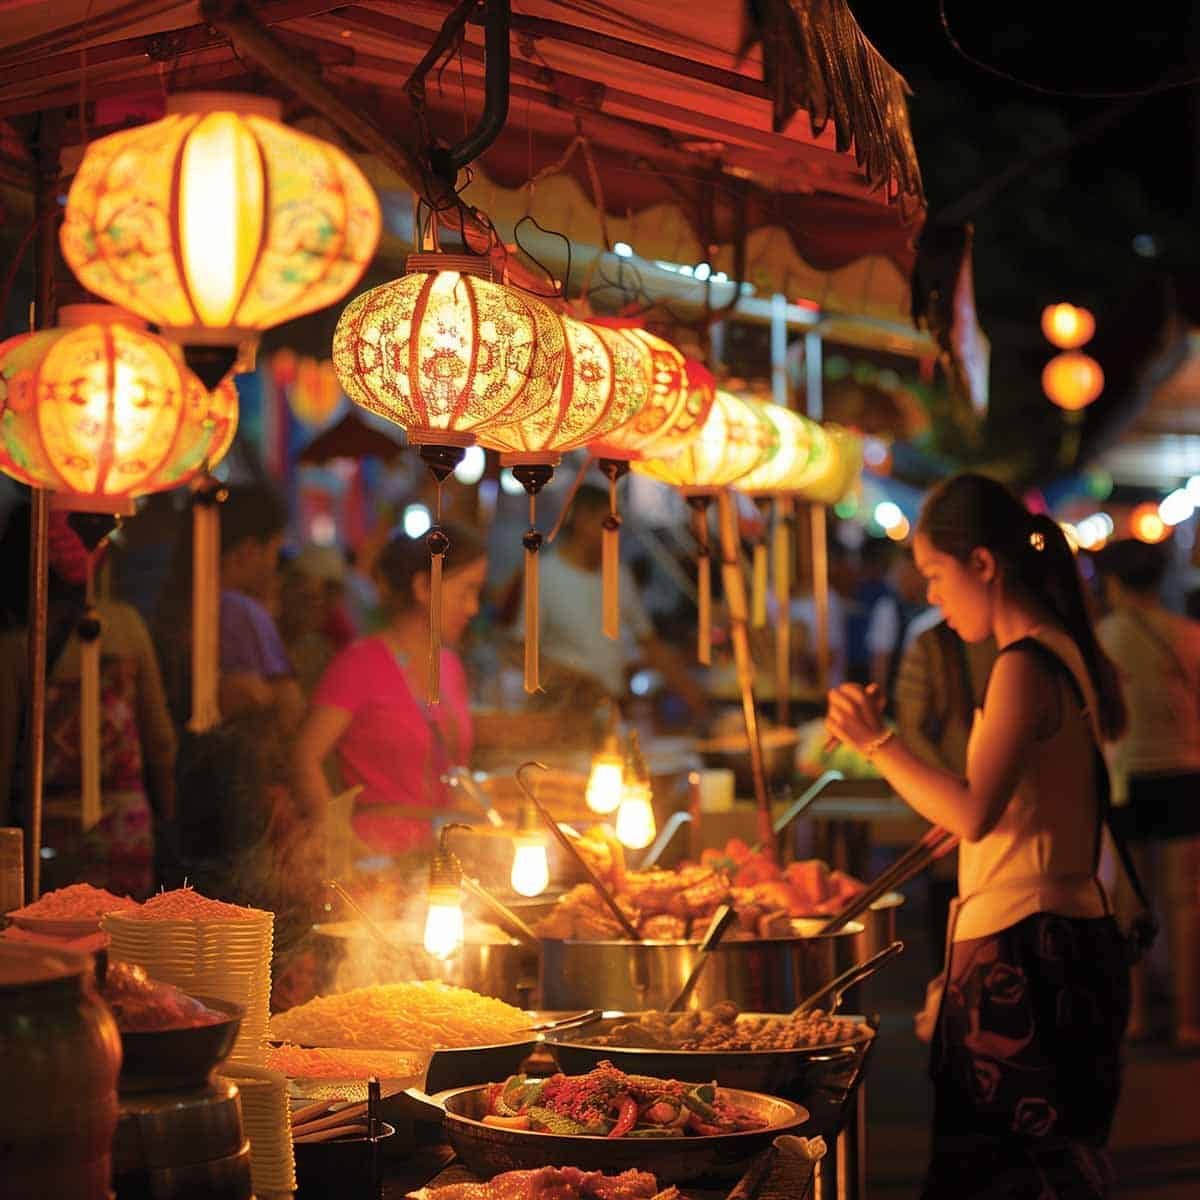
[[1041, 303, 1096, 350], [587, 329, 711, 461], [333, 255, 566, 447], [0, 306, 203, 506], [799, 424, 863, 505], [478, 317, 647, 459], [61, 94, 381, 350], [149, 376, 239, 492], [633, 388, 776, 493], [287, 356, 342, 427], [1042, 352, 1104, 411], [733, 401, 818, 494]]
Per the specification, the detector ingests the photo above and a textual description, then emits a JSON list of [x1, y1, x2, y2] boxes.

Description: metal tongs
[[442, 767, 506, 828], [792, 940, 905, 1016]]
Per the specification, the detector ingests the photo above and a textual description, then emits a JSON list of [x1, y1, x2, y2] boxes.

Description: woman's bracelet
[[863, 728, 896, 760]]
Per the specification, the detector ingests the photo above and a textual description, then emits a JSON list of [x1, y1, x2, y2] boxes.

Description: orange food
[[125, 887, 269, 922], [8, 882, 139, 920]]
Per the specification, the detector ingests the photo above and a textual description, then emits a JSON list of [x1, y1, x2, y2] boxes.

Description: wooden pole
[[23, 112, 62, 900], [716, 491, 773, 855]]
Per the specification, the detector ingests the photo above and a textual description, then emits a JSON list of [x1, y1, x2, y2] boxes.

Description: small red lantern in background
[[1041, 303, 1096, 350], [1130, 502, 1170, 545], [1042, 352, 1104, 411]]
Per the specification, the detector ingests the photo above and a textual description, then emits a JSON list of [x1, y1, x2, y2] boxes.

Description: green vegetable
[[525, 1106, 597, 1136], [625, 1127, 679, 1138], [495, 1074, 528, 1118], [682, 1092, 718, 1121]]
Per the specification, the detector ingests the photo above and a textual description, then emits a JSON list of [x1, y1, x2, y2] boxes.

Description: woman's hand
[[824, 683, 887, 753]]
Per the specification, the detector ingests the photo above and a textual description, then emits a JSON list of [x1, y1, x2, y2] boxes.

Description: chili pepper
[[607, 1093, 638, 1138]]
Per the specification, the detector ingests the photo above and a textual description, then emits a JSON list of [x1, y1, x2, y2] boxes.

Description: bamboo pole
[[716, 491, 773, 855]]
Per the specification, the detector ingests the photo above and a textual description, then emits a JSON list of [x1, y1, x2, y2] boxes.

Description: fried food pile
[[409, 1167, 678, 1200], [577, 1004, 871, 1052], [534, 834, 865, 941]]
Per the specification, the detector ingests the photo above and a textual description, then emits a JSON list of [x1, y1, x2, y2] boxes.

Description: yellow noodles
[[268, 981, 527, 1051]]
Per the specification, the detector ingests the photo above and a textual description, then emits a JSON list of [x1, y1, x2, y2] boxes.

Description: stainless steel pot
[[312, 922, 539, 1009], [814, 891, 905, 1014], [539, 921, 865, 1013]]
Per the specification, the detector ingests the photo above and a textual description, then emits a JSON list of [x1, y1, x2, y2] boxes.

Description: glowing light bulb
[[615, 781, 656, 850], [586, 756, 625, 814], [423, 898, 464, 959], [511, 837, 550, 898]]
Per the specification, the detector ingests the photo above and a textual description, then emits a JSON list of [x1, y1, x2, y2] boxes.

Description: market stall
[[0, 3, 936, 1199]]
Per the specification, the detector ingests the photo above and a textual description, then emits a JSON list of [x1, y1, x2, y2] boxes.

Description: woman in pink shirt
[[295, 521, 486, 857]]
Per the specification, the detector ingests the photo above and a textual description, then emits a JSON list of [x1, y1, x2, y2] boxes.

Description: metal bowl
[[425, 1037, 539, 1094], [437, 1082, 810, 1184], [546, 1013, 873, 1136], [117, 995, 244, 1092]]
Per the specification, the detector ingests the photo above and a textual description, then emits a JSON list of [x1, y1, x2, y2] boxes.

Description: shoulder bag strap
[[998, 637, 1156, 920]]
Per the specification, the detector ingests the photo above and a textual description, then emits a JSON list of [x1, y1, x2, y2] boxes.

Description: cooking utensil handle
[[521, 1009, 604, 1034], [771, 769, 843, 837], [667, 903, 737, 1013], [459, 874, 540, 946], [639, 810, 693, 869], [443, 769, 506, 828], [793, 940, 904, 1016]]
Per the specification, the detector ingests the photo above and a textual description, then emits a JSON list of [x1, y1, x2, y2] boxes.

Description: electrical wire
[[939, 0, 1200, 100]]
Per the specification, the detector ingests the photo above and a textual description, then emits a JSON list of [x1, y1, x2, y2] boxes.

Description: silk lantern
[[0, 305, 204, 512], [633, 389, 777, 664], [61, 92, 381, 387], [588, 341, 715, 640], [333, 251, 566, 701], [477, 316, 648, 692]]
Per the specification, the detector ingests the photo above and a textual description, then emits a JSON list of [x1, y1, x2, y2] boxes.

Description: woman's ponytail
[[1026, 513, 1127, 740]]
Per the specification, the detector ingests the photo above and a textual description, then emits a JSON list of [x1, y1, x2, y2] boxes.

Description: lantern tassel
[[189, 477, 223, 733], [689, 496, 712, 666], [512, 464, 555, 695], [78, 557, 102, 831], [773, 496, 793, 727], [752, 541, 768, 628], [524, 530, 540, 693], [599, 460, 629, 641]]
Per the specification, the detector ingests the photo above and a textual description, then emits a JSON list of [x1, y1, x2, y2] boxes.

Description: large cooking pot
[[312, 921, 538, 1010], [800, 891, 905, 1014], [539, 919, 864, 1013]]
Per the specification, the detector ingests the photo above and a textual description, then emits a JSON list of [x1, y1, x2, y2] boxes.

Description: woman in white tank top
[[826, 474, 1132, 1200]]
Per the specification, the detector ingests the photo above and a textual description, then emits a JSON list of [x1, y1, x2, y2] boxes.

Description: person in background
[[278, 545, 350, 696], [155, 483, 303, 734], [845, 536, 898, 683], [826, 473, 1132, 1200], [894, 617, 997, 969], [0, 506, 177, 897], [1095, 538, 1200, 1045], [508, 483, 708, 719], [294, 521, 486, 859]]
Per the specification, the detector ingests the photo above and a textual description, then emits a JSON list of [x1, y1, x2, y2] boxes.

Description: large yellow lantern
[[733, 402, 818, 495], [1042, 352, 1104, 411], [61, 93, 381, 386], [333, 252, 567, 702], [1041, 303, 1096, 350], [0, 305, 206, 511], [477, 316, 649, 693], [634, 389, 776, 663]]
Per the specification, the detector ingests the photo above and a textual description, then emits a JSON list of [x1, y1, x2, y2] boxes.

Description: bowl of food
[[546, 1005, 873, 1133], [6, 882, 140, 938], [102, 962, 243, 1091], [417, 1063, 809, 1184]]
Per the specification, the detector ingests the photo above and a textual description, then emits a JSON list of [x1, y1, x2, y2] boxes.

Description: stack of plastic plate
[[216, 1064, 296, 1199], [103, 906, 274, 1067]]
